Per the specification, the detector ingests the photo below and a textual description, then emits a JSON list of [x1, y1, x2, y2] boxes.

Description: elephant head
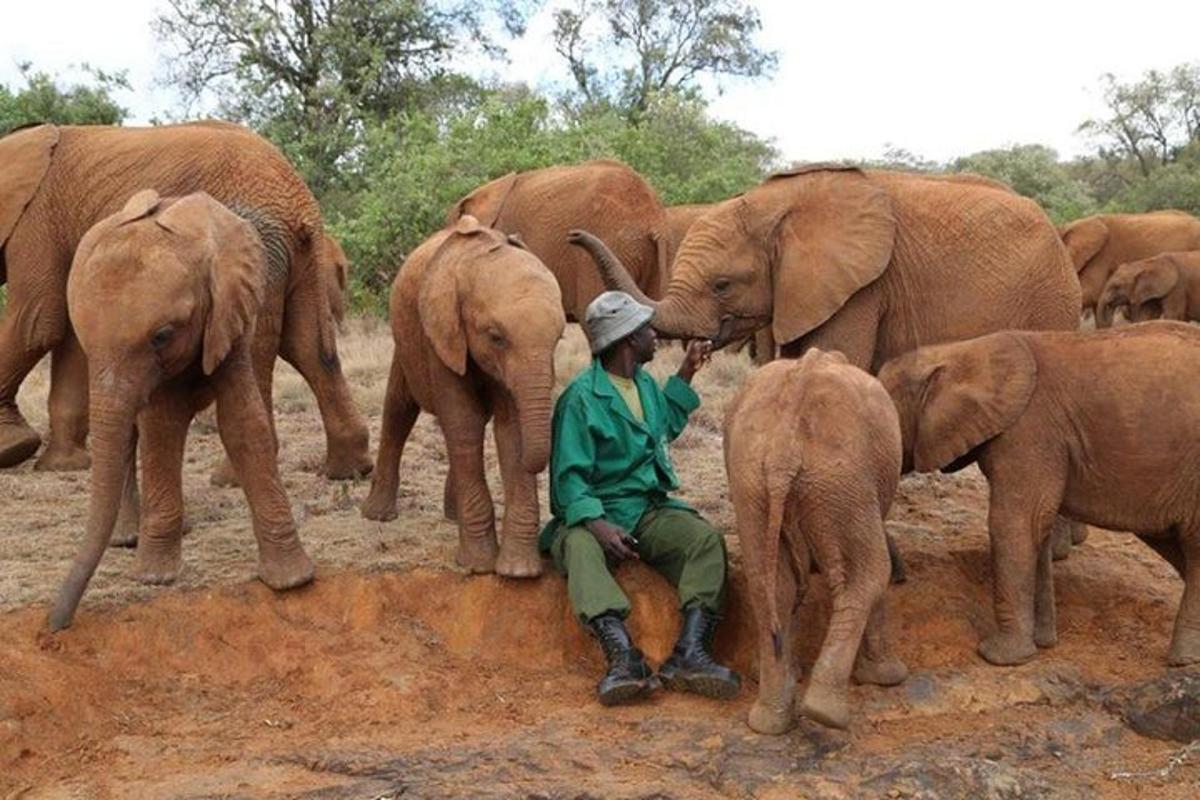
[[48, 190, 265, 630], [1097, 255, 1188, 328], [877, 333, 1038, 473], [570, 165, 895, 348], [447, 172, 518, 227], [420, 216, 565, 472], [322, 233, 351, 326]]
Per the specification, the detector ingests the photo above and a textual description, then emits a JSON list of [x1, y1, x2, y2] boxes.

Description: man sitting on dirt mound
[[538, 290, 741, 706]]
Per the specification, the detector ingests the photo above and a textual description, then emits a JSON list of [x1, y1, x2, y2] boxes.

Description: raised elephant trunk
[[47, 390, 137, 631], [513, 360, 554, 473], [569, 229, 699, 340]]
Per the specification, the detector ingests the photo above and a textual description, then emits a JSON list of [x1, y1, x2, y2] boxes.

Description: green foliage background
[[3, 6, 1200, 317]]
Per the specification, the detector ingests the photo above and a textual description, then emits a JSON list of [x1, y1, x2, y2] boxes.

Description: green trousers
[[549, 507, 728, 624]]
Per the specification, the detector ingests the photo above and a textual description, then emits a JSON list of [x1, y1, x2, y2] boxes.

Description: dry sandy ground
[[0, 321, 1196, 798]]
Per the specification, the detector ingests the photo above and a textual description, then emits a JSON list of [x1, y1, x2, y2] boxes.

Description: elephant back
[[0, 124, 59, 250], [460, 161, 669, 322]]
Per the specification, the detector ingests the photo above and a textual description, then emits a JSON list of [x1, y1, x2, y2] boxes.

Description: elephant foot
[[977, 632, 1037, 666], [495, 539, 543, 578], [322, 447, 373, 481], [110, 513, 140, 548], [1167, 628, 1200, 667], [747, 699, 794, 735], [34, 442, 91, 472], [456, 536, 499, 574], [361, 485, 398, 522], [853, 654, 908, 687], [1034, 618, 1058, 649], [258, 543, 315, 591], [798, 684, 850, 730], [0, 420, 42, 468], [209, 457, 240, 488], [134, 545, 183, 585], [1071, 523, 1089, 545]]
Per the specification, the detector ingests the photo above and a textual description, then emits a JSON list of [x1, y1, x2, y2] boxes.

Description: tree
[[1078, 64, 1200, 179], [153, 0, 532, 191], [0, 63, 128, 134], [552, 0, 777, 118], [952, 144, 1097, 224]]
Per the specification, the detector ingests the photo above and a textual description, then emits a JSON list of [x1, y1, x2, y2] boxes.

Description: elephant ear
[[447, 172, 517, 227], [155, 193, 266, 374], [1060, 217, 1108, 272], [0, 124, 59, 249], [419, 232, 469, 375], [763, 168, 896, 346], [1131, 259, 1179, 304], [912, 334, 1037, 472]]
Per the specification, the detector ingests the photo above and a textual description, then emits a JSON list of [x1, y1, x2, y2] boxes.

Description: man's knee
[[560, 526, 606, 567]]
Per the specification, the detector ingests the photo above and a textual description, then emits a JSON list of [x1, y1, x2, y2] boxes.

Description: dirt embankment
[[1, 323, 1197, 798]]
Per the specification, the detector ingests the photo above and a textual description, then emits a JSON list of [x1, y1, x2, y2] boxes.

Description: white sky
[[3, 1, 1198, 163]]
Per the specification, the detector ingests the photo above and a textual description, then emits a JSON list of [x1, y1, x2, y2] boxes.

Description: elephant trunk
[[47, 388, 137, 631], [568, 229, 706, 341], [513, 359, 555, 473]]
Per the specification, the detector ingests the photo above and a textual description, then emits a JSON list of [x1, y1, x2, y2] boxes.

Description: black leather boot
[[588, 612, 657, 706], [658, 606, 741, 699]]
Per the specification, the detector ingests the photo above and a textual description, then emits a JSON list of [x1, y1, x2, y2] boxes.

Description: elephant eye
[[713, 277, 732, 294], [488, 329, 506, 348], [150, 325, 175, 350]]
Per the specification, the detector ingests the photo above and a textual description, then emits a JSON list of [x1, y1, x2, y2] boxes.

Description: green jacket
[[538, 358, 700, 552]]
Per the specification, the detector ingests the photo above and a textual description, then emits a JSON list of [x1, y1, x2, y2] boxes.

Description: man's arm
[[551, 394, 639, 561], [661, 340, 712, 441]]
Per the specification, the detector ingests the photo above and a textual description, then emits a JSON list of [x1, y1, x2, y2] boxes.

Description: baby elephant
[[724, 350, 908, 733], [362, 216, 565, 577], [47, 190, 314, 631], [1096, 250, 1200, 328], [879, 322, 1200, 668]]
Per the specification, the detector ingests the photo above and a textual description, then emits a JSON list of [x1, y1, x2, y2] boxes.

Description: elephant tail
[[762, 467, 791, 661]]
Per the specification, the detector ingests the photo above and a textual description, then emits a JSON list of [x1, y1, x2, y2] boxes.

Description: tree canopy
[[0, 64, 128, 134]]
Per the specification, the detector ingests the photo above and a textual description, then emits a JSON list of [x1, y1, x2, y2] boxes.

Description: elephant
[[877, 322, 1200, 668], [1060, 210, 1200, 318], [30, 230, 355, 480], [47, 190, 315, 632], [0, 121, 370, 478], [447, 160, 670, 322], [724, 350, 908, 733], [571, 164, 1082, 579], [361, 215, 566, 578], [1096, 250, 1200, 328]]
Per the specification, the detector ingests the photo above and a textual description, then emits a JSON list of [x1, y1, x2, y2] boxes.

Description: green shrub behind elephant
[[0, 121, 369, 477]]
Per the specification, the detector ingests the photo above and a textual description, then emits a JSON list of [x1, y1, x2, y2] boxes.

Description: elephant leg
[[440, 394, 497, 573], [1049, 516, 1076, 561], [36, 332, 92, 471], [1033, 533, 1058, 649], [279, 281, 370, 480], [442, 466, 457, 522], [362, 356, 419, 521], [1167, 530, 1200, 666], [0, 310, 58, 467], [854, 596, 908, 687], [211, 306, 281, 487], [739, 494, 799, 735], [801, 508, 889, 730], [978, 476, 1061, 666], [491, 391, 542, 578], [214, 347, 313, 591], [133, 394, 191, 584]]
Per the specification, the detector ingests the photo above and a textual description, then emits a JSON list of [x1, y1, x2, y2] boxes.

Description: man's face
[[627, 322, 657, 363]]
